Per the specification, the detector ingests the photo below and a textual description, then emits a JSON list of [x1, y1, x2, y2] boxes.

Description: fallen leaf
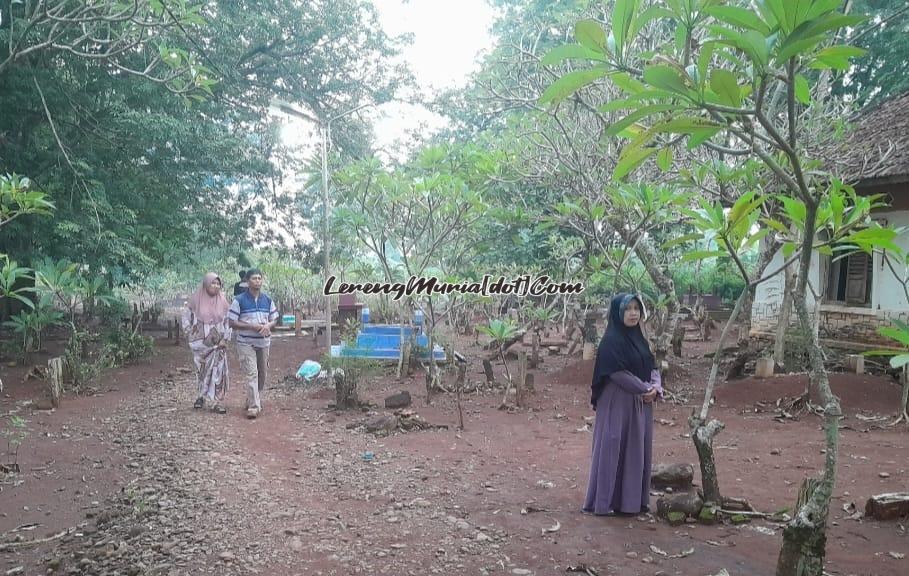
[[675, 548, 695, 558], [565, 565, 599, 576], [521, 506, 548, 515], [706, 540, 734, 547], [889, 551, 905, 560], [541, 519, 561, 536], [649, 545, 667, 557], [649, 544, 694, 558]]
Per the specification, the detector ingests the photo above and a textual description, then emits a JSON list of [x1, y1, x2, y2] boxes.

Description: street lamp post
[[270, 99, 371, 352]]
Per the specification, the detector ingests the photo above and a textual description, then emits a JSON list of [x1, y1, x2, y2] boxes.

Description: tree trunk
[[334, 371, 358, 409], [626, 234, 680, 363], [773, 263, 797, 369], [516, 351, 526, 407], [777, 479, 825, 576], [671, 322, 685, 357], [689, 290, 748, 506], [692, 419, 725, 504], [456, 360, 467, 430], [531, 331, 540, 369], [893, 366, 909, 425], [47, 356, 64, 408], [482, 358, 495, 384], [776, 207, 841, 576]]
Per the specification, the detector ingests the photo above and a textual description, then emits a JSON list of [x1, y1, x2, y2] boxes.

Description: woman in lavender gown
[[583, 293, 663, 516]]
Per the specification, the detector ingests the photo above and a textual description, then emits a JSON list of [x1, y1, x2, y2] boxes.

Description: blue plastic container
[[361, 307, 370, 324]]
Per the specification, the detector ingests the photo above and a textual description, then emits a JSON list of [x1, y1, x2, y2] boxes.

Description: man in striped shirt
[[228, 268, 278, 419]]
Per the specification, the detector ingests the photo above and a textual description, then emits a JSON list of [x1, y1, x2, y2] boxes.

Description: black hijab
[[590, 293, 655, 405]]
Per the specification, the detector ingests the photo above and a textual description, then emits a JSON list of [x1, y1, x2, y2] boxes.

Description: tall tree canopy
[[0, 0, 410, 281]]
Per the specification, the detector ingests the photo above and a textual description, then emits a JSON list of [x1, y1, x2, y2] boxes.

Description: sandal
[[193, 397, 204, 410], [211, 404, 227, 414]]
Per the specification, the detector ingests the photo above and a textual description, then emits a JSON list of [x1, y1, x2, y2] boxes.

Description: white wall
[[751, 209, 909, 324], [873, 210, 909, 311], [752, 244, 821, 308]]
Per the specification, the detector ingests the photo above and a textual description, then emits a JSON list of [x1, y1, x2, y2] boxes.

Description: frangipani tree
[[1, 175, 54, 312], [545, 1, 899, 573]]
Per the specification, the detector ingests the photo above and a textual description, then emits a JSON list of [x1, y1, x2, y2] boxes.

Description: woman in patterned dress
[[181, 273, 232, 413]]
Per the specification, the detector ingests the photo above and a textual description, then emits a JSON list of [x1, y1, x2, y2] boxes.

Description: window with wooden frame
[[824, 251, 873, 307]]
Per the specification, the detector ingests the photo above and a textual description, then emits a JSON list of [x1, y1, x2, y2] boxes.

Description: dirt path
[[1, 334, 907, 575]]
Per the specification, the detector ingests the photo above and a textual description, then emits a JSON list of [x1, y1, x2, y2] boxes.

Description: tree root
[[887, 410, 909, 427]]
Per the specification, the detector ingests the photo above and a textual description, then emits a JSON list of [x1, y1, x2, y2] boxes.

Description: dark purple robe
[[583, 369, 662, 515]]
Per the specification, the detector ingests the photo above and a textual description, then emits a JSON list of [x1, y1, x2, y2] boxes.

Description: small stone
[[384, 391, 412, 409], [218, 552, 236, 562], [879, 472, 891, 478], [651, 463, 694, 490], [511, 570, 532, 575], [641, 556, 654, 564], [770, 448, 781, 455], [625, 551, 638, 559]]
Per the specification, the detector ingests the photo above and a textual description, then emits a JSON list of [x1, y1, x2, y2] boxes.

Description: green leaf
[[629, 6, 674, 41], [610, 72, 647, 94], [744, 227, 771, 248], [879, 326, 909, 348], [541, 44, 607, 65], [680, 250, 727, 262], [697, 41, 717, 85], [890, 354, 909, 369], [540, 68, 611, 105], [779, 196, 807, 225], [605, 104, 677, 136], [794, 74, 810, 105], [798, 14, 866, 41], [657, 147, 673, 172], [612, 0, 637, 59], [807, 0, 847, 20], [706, 6, 771, 35], [613, 146, 658, 181], [811, 45, 867, 70], [654, 116, 723, 134], [643, 64, 689, 95], [776, 35, 825, 64], [709, 69, 742, 107], [729, 190, 763, 225], [661, 232, 703, 249], [599, 98, 639, 113], [760, 0, 786, 31], [575, 20, 608, 53], [743, 30, 769, 67], [688, 127, 722, 148]]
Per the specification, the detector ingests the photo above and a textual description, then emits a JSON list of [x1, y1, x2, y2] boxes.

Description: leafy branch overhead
[[541, 0, 866, 182]]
